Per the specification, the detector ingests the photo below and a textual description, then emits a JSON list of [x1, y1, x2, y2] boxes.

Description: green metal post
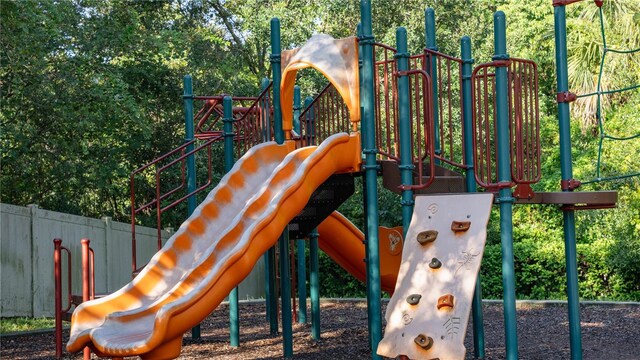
[[395, 28, 414, 235], [183, 75, 201, 340], [268, 245, 278, 335], [223, 96, 240, 347], [493, 12, 518, 360], [269, 18, 283, 338], [360, 1, 382, 358], [553, 5, 583, 360], [271, 18, 284, 145], [259, 77, 276, 325], [271, 17, 292, 357], [305, 98, 320, 337], [293, 85, 302, 134], [425, 8, 441, 159], [461, 36, 486, 359], [309, 229, 320, 340], [279, 231, 293, 357], [294, 86, 307, 324]]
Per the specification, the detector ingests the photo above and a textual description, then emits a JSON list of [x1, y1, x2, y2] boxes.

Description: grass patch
[[1, 317, 56, 334]]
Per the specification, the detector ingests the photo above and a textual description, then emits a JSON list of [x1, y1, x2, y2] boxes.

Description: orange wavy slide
[[317, 212, 403, 294], [67, 132, 361, 359]]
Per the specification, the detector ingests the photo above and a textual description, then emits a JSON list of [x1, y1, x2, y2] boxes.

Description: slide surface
[[67, 132, 361, 359], [317, 212, 402, 294]]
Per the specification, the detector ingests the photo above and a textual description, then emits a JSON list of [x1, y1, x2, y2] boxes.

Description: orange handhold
[[437, 294, 455, 310]]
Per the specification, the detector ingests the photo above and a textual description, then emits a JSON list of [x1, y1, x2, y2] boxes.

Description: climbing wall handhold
[[437, 294, 454, 310], [417, 230, 438, 245], [406, 294, 422, 305], [414, 334, 434, 350], [428, 257, 442, 269], [451, 221, 471, 233]]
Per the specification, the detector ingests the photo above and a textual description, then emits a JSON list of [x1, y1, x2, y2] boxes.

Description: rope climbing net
[[576, 2, 640, 185]]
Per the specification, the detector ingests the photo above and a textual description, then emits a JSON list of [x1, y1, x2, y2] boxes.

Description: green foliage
[[1, 317, 55, 334]]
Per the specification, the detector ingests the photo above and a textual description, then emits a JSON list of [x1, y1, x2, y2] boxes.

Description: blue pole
[[395, 28, 414, 236], [223, 96, 240, 347], [360, 1, 382, 358], [553, 4, 583, 360], [183, 75, 201, 340], [262, 77, 273, 324], [425, 8, 441, 160], [493, 11, 518, 360], [461, 35, 486, 359]]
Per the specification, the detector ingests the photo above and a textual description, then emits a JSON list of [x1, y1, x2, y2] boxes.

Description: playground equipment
[[53, 238, 101, 360], [62, 1, 627, 359]]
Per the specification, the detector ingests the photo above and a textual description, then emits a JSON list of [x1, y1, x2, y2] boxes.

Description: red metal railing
[[471, 58, 541, 195], [130, 85, 274, 272], [509, 58, 541, 198], [233, 83, 275, 156], [298, 82, 351, 146], [424, 49, 467, 169], [54, 238, 94, 360]]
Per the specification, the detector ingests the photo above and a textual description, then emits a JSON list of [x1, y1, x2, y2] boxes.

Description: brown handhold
[[406, 294, 422, 305], [451, 221, 471, 233], [414, 334, 434, 350], [437, 294, 454, 310], [417, 230, 438, 245]]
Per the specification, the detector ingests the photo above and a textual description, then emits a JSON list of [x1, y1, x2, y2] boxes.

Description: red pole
[[81, 238, 91, 360], [53, 239, 63, 359]]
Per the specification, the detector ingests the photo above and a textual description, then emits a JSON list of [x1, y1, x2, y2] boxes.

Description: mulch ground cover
[[2, 300, 638, 359]]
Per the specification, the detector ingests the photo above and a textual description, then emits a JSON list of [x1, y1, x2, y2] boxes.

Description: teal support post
[[271, 18, 284, 145], [261, 77, 272, 141], [222, 96, 240, 347], [553, 5, 583, 360], [425, 8, 441, 159], [260, 77, 276, 325], [267, 246, 278, 335], [305, 98, 320, 337], [461, 36, 486, 359], [296, 238, 307, 324], [278, 231, 293, 357], [493, 12, 518, 360], [395, 28, 414, 235], [183, 75, 201, 340], [309, 229, 320, 340], [359, 1, 382, 358], [293, 86, 307, 324], [293, 86, 301, 134], [272, 17, 292, 357]]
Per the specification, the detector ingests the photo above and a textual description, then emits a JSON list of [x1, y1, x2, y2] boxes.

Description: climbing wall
[[377, 193, 493, 360]]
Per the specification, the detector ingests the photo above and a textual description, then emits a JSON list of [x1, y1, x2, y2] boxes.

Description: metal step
[[381, 160, 466, 195]]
